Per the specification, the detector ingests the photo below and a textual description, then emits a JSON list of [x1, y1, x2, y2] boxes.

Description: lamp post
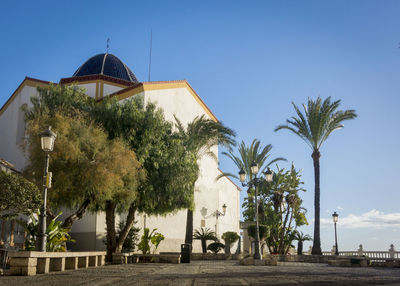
[[239, 163, 273, 260], [214, 204, 227, 236], [37, 126, 56, 252], [332, 211, 339, 256]]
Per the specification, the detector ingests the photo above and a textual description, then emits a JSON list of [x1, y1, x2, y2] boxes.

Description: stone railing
[[8, 251, 106, 276], [112, 252, 181, 264], [320, 244, 400, 261]]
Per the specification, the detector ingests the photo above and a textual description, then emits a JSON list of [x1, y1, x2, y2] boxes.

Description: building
[[0, 53, 241, 253]]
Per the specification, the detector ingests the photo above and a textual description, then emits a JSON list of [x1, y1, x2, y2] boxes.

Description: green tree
[[0, 170, 41, 218], [24, 86, 144, 258], [91, 97, 198, 258], [275, 97, 357, 254], [193, 227, 218, 253], [173, 115, 236, 249], [221, 231, 240, 254]]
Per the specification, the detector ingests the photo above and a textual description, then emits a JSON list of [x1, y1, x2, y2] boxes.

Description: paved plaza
[[1, 260, 400, 286]]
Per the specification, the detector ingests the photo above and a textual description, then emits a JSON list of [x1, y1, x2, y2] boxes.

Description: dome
[[73, 53, 138, 83]]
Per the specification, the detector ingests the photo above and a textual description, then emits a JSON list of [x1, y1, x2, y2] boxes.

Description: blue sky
[[1, 0, 399, 251]]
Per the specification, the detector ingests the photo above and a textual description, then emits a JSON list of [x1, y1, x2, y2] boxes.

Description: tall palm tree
[[174, 115, 236, 249], [275, 97, 357, 254]]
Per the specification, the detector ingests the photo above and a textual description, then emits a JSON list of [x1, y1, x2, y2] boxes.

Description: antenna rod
[[107, 38, 110, 53], [148, 30, 152, 82]]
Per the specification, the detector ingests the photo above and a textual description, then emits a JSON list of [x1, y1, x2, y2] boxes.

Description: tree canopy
[[0, 170, 41, 218]]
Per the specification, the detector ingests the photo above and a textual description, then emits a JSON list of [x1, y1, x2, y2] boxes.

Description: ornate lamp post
[[332, 211, 339, 256], [214, 204, 227, 236], [37, 126, 56, 251], [239, 163, 273, 260]]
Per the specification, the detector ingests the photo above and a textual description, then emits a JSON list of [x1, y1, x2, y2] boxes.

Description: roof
[[218, 168, 241, 191], [104, 80, 219, 122], [72, 53, 138, 83]]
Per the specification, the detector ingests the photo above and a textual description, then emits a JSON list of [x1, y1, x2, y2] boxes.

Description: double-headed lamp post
[[37, 126, 56, 252], [332, 211, 339, 256], [239, 162, 273, 260]]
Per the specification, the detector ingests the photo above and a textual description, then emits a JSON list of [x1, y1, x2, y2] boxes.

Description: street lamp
[[37, 126, 56, 251], [239, 163, 273, 260], [332, 211, 339, 256], [214, 204, 227, 236]]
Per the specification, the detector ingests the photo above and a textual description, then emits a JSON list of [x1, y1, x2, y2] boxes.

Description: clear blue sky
[[1, 0, 399, 251]]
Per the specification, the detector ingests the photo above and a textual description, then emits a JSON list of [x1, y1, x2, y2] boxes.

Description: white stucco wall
[[76, 83, 96, 98], [0, 85, 38, 170], [103, 83, 124, 97]]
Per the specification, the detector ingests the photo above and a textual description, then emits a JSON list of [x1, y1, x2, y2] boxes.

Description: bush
[[221, 231, 240, 254], [207, 242, 225, 253]]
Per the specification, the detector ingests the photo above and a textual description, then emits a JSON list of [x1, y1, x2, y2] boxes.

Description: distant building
[[0, 53, 241, 252]]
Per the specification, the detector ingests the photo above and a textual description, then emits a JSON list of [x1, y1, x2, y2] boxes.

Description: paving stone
[[1, 260, 400, 285]]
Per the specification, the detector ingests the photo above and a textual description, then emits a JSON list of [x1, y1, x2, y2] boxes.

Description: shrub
[[207, 242, 225, 253], [221, 231, 240, 254]]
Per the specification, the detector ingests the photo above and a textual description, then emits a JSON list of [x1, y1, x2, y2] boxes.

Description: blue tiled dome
[[73, 53, 138, 83]]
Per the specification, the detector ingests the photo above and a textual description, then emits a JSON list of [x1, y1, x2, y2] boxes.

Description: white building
[[0, 53, 241, 253]]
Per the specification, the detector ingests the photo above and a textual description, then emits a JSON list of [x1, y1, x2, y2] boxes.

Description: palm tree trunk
[[311, 150, 322, 255], [184, 209, 193, 248], [201, 239, 207, 253]]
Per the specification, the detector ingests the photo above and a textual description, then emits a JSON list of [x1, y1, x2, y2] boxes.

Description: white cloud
[[337, 206, 344, 211], [321, 209, 400, 229]]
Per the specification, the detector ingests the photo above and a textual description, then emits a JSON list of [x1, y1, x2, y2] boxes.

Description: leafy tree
[[24, 86, 144, 258], [294, 231, 312, 255], [17, 212, 75, 252], [193, 227, 218, 253], [207, 242, 225, 253], [91, 97, 197, 258], [221, 231, 240, 254], [0, 170, 41, 218], [275, 97, 357, 254], [173, 115, 236, 249]]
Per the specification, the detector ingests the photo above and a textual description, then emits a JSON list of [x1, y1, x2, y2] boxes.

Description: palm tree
[[193, 227, 218, 253], [174, 115, 236, 249], [217, 139, 286, 222], [294, 231, 312, 255], [275, 97, 357, 254], [218, 139, 285, 187]]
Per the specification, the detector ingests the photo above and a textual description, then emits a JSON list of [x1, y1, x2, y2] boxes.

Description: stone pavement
[[1, 260, 400, 286]]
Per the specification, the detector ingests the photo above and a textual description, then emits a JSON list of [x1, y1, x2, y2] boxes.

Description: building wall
[[0, 85, 38, 170]]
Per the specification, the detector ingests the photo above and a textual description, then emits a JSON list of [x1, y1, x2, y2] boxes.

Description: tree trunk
[[297, 241, 303, 255], [225, 244, 231, 254], [311, 150, 322, 255], [105, 200, 117, 262], [115, 204, 137, 253], [62, 197, 91, 229], [184, 209, 193, 247], [201, 239, 207, 253]]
